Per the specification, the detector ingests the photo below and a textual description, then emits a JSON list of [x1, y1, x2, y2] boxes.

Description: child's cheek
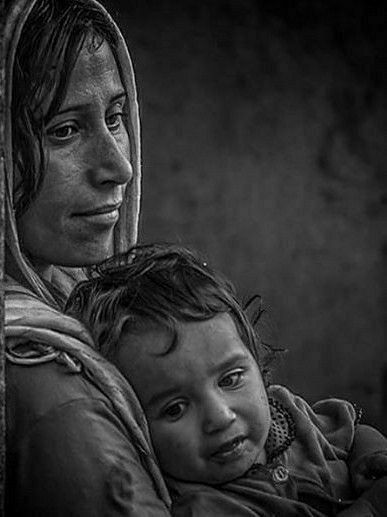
[[150, 422, 189, 473]]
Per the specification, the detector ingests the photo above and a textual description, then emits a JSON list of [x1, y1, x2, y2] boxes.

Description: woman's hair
[[66, 243, 276, 384], [12, 0, 119, 217]]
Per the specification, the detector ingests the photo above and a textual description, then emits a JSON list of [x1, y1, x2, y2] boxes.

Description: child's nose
[[202, 396, 236, 434]]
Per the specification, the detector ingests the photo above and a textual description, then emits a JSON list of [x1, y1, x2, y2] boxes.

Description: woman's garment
[[4, 1, 171, 514]]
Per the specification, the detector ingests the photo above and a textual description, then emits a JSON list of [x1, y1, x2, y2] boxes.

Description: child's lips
[[210, 435, 246, 462]]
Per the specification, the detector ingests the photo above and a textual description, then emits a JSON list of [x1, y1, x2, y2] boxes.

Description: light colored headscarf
[[4, 0, 171, 507]]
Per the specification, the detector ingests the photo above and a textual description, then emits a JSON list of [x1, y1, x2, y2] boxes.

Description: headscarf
[[4, 0, 142, 305], [4, 0, 171, 506]]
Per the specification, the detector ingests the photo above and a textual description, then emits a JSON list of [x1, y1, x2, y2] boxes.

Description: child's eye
[[162, 401, 187, 421], [219, 370, 244, 389]]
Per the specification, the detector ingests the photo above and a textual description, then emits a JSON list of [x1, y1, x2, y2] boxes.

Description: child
[[66, 244, 387, 516]]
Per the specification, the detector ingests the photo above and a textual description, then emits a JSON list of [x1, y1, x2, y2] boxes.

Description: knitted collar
[[264, 396, 296, 463]]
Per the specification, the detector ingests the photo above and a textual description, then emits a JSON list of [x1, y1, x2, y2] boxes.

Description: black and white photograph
[[1, 0, 386, 515]]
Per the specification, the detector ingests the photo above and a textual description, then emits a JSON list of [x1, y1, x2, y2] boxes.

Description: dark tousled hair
[[12, 0, 119, 216], [66, 244, 276, 384]]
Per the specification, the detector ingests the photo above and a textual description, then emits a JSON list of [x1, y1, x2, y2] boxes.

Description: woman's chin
[[27, 240, 114, 271], [62, 246, 113, 268]]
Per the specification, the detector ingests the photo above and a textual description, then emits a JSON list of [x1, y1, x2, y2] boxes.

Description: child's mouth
[[211, 436, 246, 462]]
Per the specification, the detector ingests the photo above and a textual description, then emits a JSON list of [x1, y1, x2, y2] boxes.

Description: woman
[[4, 0, 171, 514]]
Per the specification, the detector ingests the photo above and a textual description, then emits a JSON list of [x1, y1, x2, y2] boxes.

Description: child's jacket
[[168, 385, 387, 516]]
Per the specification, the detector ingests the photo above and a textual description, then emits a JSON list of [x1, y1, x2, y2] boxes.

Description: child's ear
[[262, 368, 272, 388], [97, 327, 114, 357], [244, 294, 277, 344], [244, 295, 287, 386], [244, 294, 265, 326]]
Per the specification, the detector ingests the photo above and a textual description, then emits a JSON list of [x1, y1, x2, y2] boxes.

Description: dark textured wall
[[103, 0, 386, 430]]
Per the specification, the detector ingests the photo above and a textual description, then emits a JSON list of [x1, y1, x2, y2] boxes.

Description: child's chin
[[203, 456, 257, 486]]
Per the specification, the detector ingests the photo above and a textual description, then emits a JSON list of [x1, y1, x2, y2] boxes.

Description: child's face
[[114, 313, 271, 485]]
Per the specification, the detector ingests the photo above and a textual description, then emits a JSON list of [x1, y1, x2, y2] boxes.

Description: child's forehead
[[177, 313, 241, 339], [119, 312, 247, 358], [163, 313, 250, 363], [119, 323, 173, 353]]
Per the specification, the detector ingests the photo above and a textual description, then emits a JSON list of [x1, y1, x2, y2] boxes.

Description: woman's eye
[[47, 124, 77, 141], [162, 401, 186, 421], [106, 112, 124, 133], [219, 370, 244, 389]]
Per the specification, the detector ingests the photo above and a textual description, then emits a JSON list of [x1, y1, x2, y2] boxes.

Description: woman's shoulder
[[5, 277, 172, 514], [6, 359, 172, 517], [5, 275, 106, 438], [6, 357, 113, 443]]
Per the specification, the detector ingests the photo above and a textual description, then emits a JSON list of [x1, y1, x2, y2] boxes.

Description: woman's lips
[[73, 203, 121, 226], [210, 436, 246, 463]]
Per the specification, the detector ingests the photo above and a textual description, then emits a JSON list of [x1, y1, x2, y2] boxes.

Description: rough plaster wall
[[104, 0, 386, 429]]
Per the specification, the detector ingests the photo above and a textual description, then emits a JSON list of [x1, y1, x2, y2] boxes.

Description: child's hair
[[66, 243, 275, 383]]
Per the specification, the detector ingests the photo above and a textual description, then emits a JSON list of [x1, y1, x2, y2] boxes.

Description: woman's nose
[[202, 395, 236, 434], [89, 129, 133, 187]]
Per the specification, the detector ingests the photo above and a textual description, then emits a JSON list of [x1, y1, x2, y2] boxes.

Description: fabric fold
[[5, 280, 171, 506]]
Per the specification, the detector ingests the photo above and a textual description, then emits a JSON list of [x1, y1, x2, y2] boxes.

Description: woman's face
[[17, 37, 132, 272]]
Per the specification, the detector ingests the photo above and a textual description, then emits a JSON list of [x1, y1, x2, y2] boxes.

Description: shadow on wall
[[103, 0, 387, 431]]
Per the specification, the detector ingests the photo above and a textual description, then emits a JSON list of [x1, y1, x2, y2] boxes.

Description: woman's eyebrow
[[110, 92, 127, 104], [54, 91, 127, 116]]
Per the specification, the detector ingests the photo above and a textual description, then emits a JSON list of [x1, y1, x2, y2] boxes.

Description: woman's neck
[[30, 258, 54, 283]]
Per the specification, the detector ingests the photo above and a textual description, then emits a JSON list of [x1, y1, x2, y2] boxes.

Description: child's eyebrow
[[208, 351, 249, 376], [146, 351, 250, 409], [146, 387, 181, 409]]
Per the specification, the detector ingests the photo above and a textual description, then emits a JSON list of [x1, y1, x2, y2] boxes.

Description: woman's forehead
[[43, 38, 122, 116]]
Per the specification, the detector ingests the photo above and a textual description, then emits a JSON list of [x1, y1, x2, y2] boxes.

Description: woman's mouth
[[73, 203, 121, 226]]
